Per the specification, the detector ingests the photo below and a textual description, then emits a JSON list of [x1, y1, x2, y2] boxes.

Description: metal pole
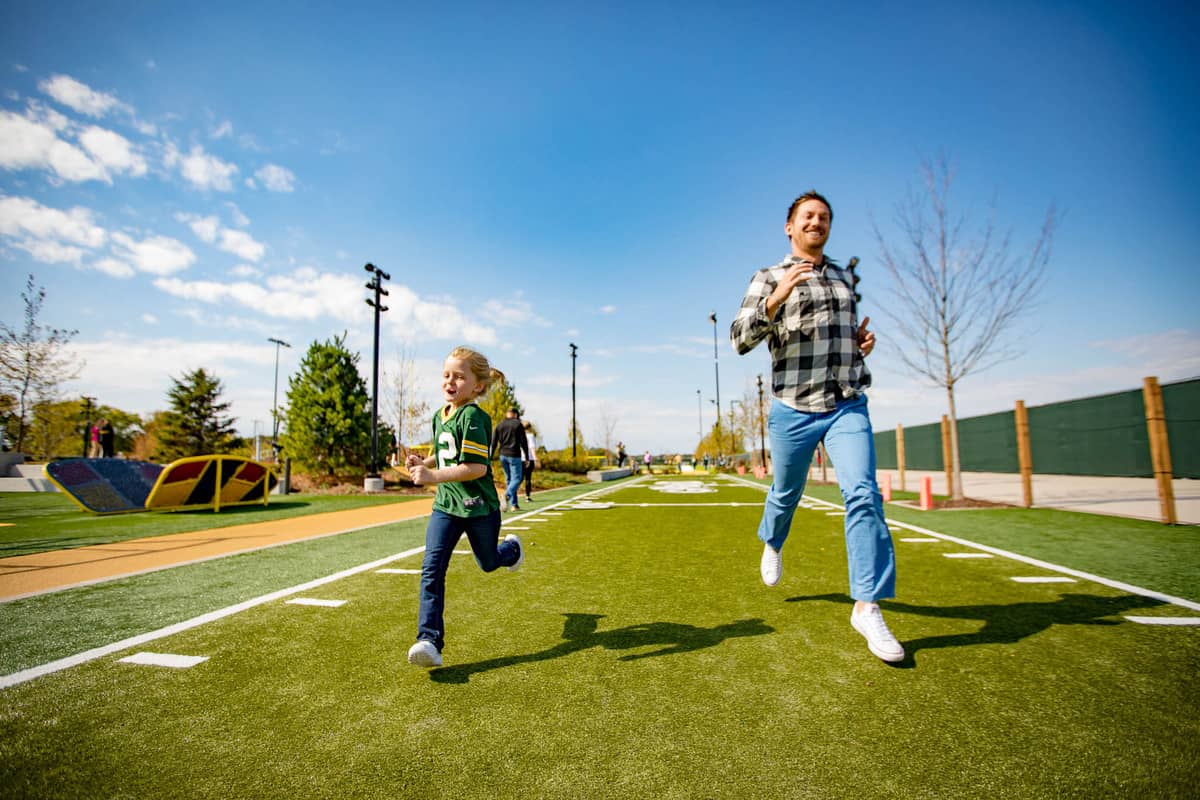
[[267, 337, 291, 446], [696, 389, 702, 437], [710, 311, 721, 461], [364, 264, 390, 479], [81, 395, 95, 457], [757, 374, 766, 469], [570, 343, 578, 459]]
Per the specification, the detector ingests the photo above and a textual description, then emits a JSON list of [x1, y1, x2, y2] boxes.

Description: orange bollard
[[881, 474, 892, 502], [919, 476, 933, 510]]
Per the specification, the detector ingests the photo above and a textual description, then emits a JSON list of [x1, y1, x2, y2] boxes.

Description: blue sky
[[2, 1, 1198, 454]]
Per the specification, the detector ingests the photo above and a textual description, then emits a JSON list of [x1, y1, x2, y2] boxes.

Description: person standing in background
[[521, 420, 540, 503], [492, 408, 530, 511]]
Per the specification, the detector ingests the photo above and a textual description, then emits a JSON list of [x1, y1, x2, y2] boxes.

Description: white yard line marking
[[376, 568, 420, 575], [944, 553, 994, 559], [824, 511, 846, 516], [524, 518, 551, 523], [286, 598, 346, 607], [542, 512, 564, 516], [2, 483, 624, 690], [1011, 576, 1077, 584], [501, 526, 530, 530], [725, 472, 1200, 613], [900, 537, 941, 543], [1124, 616, 1200, 626], [452, 550, 472, 555], [118, 652, 209, 669]]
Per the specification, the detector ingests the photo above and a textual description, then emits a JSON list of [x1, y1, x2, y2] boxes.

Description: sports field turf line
[[730, 473, 1200, 612], [0, 482, 620, 690]]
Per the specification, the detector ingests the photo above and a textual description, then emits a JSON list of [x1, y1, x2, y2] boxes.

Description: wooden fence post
[[1142, 376, 1178, 525], [896, 424, 906, 493], [940, 415, 953, 496], [1015, 400, 1033, 508]]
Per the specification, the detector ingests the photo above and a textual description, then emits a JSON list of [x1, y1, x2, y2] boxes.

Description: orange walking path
[[0, 498, 434, 602]]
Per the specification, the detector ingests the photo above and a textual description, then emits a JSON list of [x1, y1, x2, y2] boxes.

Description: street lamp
[[757, 374, 767, 471], [80, 395, 96, 457], [569, 343, 578, 459], [365, 263, 390, 488], [709, 311, 722, 462], [267, 337, 291, 453], [696, 389, 702, 437]]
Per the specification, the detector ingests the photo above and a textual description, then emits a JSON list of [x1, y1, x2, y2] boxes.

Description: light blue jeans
[[500, 455, 524, 508], [758, 395, 896, 602]]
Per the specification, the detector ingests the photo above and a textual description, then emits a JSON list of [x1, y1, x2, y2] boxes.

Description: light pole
[[267, 337, 291, 453], [80, 395, 95, 457], [696, 389, 702, 437], [569, 343, 578, 459], [365, 263, 390, 488], [709, 311, 722, 462]]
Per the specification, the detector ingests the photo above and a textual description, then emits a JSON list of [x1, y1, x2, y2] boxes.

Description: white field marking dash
[[501, 526, 530, 530], [452, 550, 472, 555], [944, 553, 993, 559], [1011, 576, 1077, 584], [725, 471, 1200, 613], [376, 568, 420, 575], [524, 518, 550, 523], [286, 598, 346, 607], [542, 512, 564, 516], [1124, 616, 1200, 626], [824, 511, 846, 516], [900, 537, 940, 543], [0, 481, 632, 690], [118, 652, 208, 669]]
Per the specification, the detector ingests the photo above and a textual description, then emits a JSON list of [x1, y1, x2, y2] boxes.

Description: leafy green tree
[[478, 376, 523, 430], [154, 368, 238, 460], [0, 274, 81, 452], [282, 334, 372, 477]]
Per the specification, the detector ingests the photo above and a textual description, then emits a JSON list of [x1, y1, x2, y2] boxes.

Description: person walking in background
[[492, 407, 530, 511], [521, 420, 540, 503], [88, 421, 101, 458], [404, 346, 523, 668], [730, 188, 902, 663], [643, 450, 652, 474], [616, 441, 627, 468], [99, 419, 115, 458]]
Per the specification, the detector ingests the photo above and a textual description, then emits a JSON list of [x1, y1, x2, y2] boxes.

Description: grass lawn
[[1, 475, 1196, 798]]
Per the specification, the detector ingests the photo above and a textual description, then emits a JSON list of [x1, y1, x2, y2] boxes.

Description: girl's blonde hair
[[448, 346, 504, 399]]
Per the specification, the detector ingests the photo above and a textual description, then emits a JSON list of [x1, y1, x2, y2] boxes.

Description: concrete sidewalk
[[868, 469, 1199, 525]]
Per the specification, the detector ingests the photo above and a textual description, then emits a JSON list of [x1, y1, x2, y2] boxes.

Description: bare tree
[[873, 155, 1057, 499], [383, 343, 430, 454], [597, 404, 619, 464], [0, 274, 81, 453]]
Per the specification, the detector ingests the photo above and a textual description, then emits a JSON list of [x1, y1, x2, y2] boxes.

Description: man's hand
[[857, 316, 876, 356], [767, 261, 816, 317]]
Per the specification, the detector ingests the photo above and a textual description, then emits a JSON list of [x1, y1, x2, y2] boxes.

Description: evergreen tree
[[282, 334, 372, 477], [155, 368, 238, 460]]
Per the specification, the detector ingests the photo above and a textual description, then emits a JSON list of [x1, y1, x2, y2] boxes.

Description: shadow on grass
[[430, 613, 774, 684], [787, 591, 1165, 667]]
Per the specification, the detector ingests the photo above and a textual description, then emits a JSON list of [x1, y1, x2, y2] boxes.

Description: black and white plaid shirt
[[730, 254, 870, 413]]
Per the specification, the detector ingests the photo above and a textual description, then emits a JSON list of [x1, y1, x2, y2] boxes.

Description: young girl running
[[405, 346, 524, 668]]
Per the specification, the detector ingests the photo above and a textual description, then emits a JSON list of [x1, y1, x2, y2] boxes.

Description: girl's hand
[[409, 464, 433, 486], [405, 452, 423, 468]]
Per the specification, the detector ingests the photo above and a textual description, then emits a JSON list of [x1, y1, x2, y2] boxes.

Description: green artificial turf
[[0, 492, 429, 557], [1, 475, 1197, 798]]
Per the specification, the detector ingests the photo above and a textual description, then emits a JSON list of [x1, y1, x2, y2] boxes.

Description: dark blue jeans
[[500, 455, 524, 507], [417, 509, 518, 651]]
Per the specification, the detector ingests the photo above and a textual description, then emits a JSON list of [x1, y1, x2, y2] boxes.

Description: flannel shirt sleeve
[[730, 268, 776, 355]]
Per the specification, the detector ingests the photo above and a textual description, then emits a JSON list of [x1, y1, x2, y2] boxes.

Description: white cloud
[[39, 74, 126, 118], [12, 238, 85, 264], [0, 194, 107, 247], [254, 163, 295, 192], [78, 125, 147, 177], [212, 120, 233, 139], [165, 143, 238, 191], [110, 231, 195, 275], [93, 257, 136, 278], [482, 297, 551, 328], [175, 212, 220, 243], [600, 305, 617, 314], [219, 228, 265, 262], [142, 313, 158, 324], [229, 264, 261, 278], [225, 202, 250, 227], [0, 109, 108, 183]]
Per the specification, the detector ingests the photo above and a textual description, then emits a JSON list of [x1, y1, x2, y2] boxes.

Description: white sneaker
[[505, 534, 524, 571], [760, 543, 782, 586], [501, 496, 510, 512], [407, 640, 442, 668], [851, 604, 905, 662]]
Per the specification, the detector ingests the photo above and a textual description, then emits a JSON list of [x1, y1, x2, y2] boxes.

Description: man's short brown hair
[[786, 190, 833, 224]]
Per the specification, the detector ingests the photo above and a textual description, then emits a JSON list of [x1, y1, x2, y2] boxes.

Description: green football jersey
[[430, 403, 499, 517]]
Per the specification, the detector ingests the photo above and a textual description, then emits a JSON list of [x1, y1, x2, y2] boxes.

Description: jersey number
[[437, 432, 457, 470]]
